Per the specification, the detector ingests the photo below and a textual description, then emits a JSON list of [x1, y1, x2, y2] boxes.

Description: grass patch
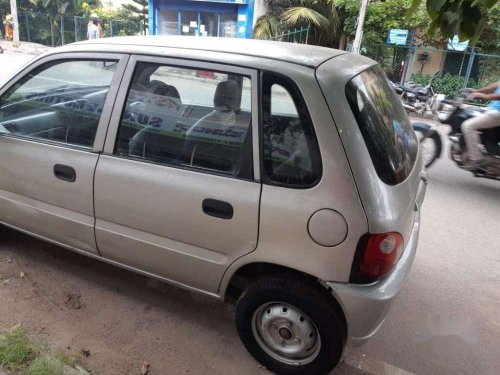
[[0, 326, 32, 370], [27, 354, 66, 375], [0, 326, 90, 375]]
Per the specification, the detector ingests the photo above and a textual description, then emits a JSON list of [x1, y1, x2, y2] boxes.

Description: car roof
[[72, 36, 347, 68]]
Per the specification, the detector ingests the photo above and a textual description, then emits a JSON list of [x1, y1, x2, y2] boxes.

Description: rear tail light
[[350, 232, 404, 283]]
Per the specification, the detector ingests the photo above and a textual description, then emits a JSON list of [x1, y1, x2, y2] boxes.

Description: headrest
[[149, 80, 181, 99], [214, 80, 240, 111]]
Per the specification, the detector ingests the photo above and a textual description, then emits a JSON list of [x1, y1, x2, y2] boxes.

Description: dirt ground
[[0, 225, 266, 375], [0, 226, 368, 375]]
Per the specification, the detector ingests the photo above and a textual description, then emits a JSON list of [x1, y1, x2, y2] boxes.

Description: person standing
[[4, 15, 13, 41], [87, 13, 103, 40]]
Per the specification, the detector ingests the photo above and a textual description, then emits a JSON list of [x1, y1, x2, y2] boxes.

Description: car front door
[[94, 56, 261, 293], [0, 53, 128, 255]]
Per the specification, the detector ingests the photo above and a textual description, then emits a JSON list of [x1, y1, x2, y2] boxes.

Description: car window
[[115, 62, 253, 180], [271, 84, 299, 117], [345, 65, 418, 185], [262, 74, 321, 187], [0, 60, 117, 148]]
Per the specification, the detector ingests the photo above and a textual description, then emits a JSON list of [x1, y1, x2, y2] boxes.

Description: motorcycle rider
[[462, 81, 500, 169]]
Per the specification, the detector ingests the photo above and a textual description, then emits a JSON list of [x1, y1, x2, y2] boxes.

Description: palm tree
[[253, 14, 282, 39], [253, 0, 340, 47]]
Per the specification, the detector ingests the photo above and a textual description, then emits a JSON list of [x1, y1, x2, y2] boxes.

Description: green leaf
[[253, 14, 282, 39], [472, 0, 497, 7], [426, 0, 448, 16], [282, 7, 331, 30]]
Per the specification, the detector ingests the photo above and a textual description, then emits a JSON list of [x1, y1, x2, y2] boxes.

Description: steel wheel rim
[[251, 302, 321, 366]]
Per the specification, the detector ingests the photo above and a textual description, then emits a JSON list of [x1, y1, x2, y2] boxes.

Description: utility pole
[[352, 0, 369, 54], [10, 0, 20, 48]]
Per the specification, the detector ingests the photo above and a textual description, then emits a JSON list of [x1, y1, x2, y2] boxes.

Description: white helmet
[[90, 13, 98, 19]]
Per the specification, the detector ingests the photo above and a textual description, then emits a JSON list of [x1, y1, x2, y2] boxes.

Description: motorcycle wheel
[[413, 125, 442, 168]]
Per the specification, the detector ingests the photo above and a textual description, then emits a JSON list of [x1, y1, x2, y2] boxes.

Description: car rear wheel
[[235, 275, 345, 375]]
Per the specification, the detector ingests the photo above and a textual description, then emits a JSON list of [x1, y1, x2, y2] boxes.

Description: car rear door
[[0, 53, 128, 255], [94, 55, 261, 293]]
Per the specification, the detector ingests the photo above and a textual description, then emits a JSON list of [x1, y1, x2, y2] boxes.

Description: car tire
[[235, 274, 345, 375]]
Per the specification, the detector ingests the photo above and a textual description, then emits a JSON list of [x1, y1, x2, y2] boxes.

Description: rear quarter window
[[345, 65, 418, 185]]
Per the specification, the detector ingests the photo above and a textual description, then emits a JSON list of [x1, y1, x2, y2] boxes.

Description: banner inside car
[[1, 87, 312, 168]]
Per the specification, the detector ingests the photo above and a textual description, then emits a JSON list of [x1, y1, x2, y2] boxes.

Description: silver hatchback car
[[0, 37, 426, 374]]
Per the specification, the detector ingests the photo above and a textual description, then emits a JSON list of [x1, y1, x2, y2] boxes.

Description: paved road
[[0, 52, 499, 374]]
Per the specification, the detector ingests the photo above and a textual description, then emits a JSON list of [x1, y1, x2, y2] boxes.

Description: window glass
[[262, 76, 321, 187], [271, 84, 299, 116], [181, 11, 198, 36], [219, 14, 237, 38], [345, 65, 418, 185], [115, 62, 253, 179], [199, 12, 217, 37], [159, 10, 179, 35], [0, 60, 117, 148]]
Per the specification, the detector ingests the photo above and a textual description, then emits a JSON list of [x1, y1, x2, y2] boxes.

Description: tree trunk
[[338, 34, 346, 50]]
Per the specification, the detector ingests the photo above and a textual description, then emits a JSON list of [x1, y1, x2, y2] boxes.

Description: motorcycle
[[414, 95, 500, 180], [392, 71, 439, 115]]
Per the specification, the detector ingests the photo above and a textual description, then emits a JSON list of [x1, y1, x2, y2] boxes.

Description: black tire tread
[[235, 274, 345, 375]]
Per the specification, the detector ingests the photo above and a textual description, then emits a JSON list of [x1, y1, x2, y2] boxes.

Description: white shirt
[[87, 23, 100, 40]]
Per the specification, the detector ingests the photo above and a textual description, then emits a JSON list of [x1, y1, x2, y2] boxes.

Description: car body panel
[[94, 155, 261, 292], [220, 63, 368, 289], [316, 54, 425, 245], [0, 37, 426, 349], [0, 53, 128, 254], [327, 207, 421, 345], [94, 55, 261, 293], [74, 35, 346, 68], [0, 137, 98, 253]]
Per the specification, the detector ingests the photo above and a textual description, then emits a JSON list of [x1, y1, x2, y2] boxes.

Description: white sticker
[[190, 21, 197, 28], [237, 14, 247, 22], [199, 24, 205, 32], [182, 25, 189, 33]]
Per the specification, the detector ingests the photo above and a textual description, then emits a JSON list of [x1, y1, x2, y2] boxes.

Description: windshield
[[346, 65, 418, 185]]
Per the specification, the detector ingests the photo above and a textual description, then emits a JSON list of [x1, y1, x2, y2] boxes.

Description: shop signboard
[[387, 29, 408, 45]]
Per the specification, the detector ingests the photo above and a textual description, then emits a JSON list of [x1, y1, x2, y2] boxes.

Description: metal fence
[[16, 12, 141, 46], [268, 28, 309, 44], [361, 44, 500, 97]]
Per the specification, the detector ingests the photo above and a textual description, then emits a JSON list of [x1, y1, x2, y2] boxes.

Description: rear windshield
[[346, 65, 418, 185]]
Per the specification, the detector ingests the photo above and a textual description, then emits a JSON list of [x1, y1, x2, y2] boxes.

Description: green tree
[[407, 0, 498, 44], [122, 0, 148, 35], [281, 0, 339, 47], [253, 14, 282, 39], [253, 0, 339, 47], [336, 0, 430, 47], [252, 0, 302, 40], [476, 2, 499, 53]]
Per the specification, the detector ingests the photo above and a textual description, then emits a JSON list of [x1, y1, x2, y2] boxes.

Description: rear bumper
[[326, 208, 421, 346]]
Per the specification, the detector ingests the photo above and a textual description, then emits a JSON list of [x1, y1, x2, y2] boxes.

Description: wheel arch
[[221, 261, 348, 341]]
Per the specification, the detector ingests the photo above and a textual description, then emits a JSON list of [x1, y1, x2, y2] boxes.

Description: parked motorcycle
[[392, 71, 439, 115], [414, 95, 500, 180]]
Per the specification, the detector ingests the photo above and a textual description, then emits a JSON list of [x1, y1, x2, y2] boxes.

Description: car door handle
[[202, 198, 233, 220], [53, 164, 76, 182]]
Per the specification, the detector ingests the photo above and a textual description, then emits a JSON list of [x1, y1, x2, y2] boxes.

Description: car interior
[[115, 64, 254, 179], [0, 87, 109, 148]]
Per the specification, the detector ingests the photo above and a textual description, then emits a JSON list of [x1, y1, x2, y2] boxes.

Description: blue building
[[148, 0, 266, 39]]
